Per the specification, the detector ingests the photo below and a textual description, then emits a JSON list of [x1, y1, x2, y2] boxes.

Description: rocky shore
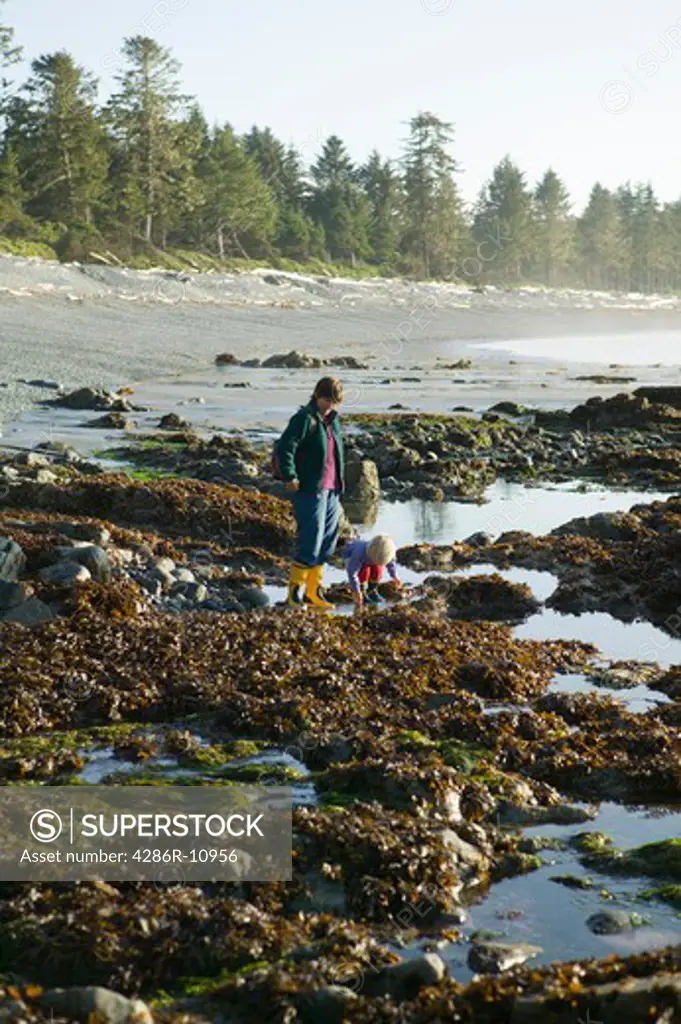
[[0, 374, 680, 1023]]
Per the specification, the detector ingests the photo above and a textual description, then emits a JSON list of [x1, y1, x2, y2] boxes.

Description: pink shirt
[[321, 415, 338, 491]]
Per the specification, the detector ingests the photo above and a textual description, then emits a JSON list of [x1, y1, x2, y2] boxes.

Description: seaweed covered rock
[[422, 573, 540, 622]]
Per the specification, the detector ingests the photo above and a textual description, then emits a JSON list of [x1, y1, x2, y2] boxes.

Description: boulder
[[296, 986, 358, 1024], [262, 351, 322, 369], [237, 586, 271, 609], [468, 940, 542, 974], [54, 545, 111, 582], [328, 356, 368, 369], [0, 581, 32, 611], [159, 413, 190, 430], [87, 412, 134, 430], [0, 538, 26, 581], [1, 597, 54, 625], [586, 909, 647, 935], [363, 953, 447, 1000], [53, 387, 132, 412], [215, 352, 240, 365], [39, 987, 153, 1024], [40, 561, 92, 587]]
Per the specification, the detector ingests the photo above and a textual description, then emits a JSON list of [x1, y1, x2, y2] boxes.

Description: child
[[342, 534, 401, 608]]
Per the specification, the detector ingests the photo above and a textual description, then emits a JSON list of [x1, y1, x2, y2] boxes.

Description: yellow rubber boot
[[287, 563, 310, 607], [305, 564, 334, 610]]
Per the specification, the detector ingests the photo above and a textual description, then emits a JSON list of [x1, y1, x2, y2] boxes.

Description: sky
[[5, 0, 681, 213]]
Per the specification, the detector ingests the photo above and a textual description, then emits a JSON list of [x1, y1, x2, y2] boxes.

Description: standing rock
[[344, 451, 381, 505], [0, 538, 26, 581], [39, 987, 153, 1024]]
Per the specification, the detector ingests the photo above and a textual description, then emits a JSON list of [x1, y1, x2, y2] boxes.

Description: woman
[[277, 377, 345, 609]]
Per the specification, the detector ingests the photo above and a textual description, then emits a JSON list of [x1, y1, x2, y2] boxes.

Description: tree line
[[1, 5, 680, 292]]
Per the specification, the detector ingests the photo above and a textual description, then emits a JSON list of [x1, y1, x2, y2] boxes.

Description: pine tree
[[105, 36, 192, 245], [200, 124, 276, 259], [359, 150, 402, 265], [401, 112, 465, 278], [532, 168, 574, 286], [617, 183, 667, 293], [577, 184, 627, 290], [472, 156, 533, 283], [0, 0, 20, 118], [309, 135, 372, 263], [0, 144, 28, 232], [6, 52, 107, 225]]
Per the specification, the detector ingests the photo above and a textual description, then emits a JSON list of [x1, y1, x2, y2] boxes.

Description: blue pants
[[293, 489, 340, 567]]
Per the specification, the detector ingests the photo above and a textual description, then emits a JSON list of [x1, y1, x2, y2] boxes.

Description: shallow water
[[77, 741, 316, 806], [516, 612, 681, 668], [548, 673, 671, 714], [370, 482, 672, 545], [476, 330, 681, 367], [402, 802, 681, 983]]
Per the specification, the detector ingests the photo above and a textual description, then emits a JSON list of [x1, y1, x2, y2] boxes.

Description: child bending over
[[342, 534, 401, 608]]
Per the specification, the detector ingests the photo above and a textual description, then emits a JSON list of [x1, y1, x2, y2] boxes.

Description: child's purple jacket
[[341, 538, 398, 593]]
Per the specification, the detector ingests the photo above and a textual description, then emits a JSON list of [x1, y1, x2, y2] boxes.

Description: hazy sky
[[6, 0, 681, 212]]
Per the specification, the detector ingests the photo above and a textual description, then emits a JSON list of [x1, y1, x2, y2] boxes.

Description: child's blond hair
[[367, 534, 396, 566]]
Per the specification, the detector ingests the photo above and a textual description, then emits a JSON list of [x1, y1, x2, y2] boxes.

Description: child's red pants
[[358, 564, 383, 584]]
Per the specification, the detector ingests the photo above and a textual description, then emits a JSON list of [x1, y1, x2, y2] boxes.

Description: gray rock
[[262, 350, 322, 369], [587, 909, 647, 935], [40, 561, 92, 587], [237, 586, 271, 609], [468, 941, 542, 974], [174, 567, 196, 584], [56, 545, 111, 582], [171, 582, 208, 603], [0, 581, 32, 610], [1, 597, 54, 625], [364, 953, 447, 1000], [464, 531, 493, 548], [0, 538, 26, 581], [55, 523, 111, 547], [40, 987, 153, 1024], [155, 556, 176, 574], [289, 869, 347, 915], [54, 387, 131, 412], [296, 986, 358, 1024], [442, 828, 486, 869], [496, 801, 596, 827]]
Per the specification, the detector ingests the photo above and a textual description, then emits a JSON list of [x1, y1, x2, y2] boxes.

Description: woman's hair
[[312, 377, 344, 404], [367, 535, 396, 566]]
